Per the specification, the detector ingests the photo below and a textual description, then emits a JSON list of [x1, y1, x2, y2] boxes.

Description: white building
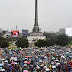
[[66, 27, 72, 36], [27, 35, 46, 47], [3, 32, 11, 38]]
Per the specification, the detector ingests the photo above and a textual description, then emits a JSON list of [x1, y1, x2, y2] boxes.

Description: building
[[0, 28, 3, 33], [3, 31, 11, 38], [22, 30, 29, 38], [59, 28, 65, 35], [27, 0, 46, 47], [66, 27, 72, 36]]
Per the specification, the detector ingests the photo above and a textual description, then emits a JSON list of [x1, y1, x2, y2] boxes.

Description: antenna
[[16, 25, 17, 30]]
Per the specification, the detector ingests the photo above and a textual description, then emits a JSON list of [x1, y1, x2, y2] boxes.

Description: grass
[[9, 43, 12, 46]]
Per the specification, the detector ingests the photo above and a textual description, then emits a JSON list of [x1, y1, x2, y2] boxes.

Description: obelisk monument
[[30, 0, 43, 36], [28, 0, 46, 47], [33, 0, 39, 33]]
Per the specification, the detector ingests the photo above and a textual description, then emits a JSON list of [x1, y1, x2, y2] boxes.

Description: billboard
[[22, 30, 28, 36], [11, 30, 19, 37], [66, 27, 72, 36]]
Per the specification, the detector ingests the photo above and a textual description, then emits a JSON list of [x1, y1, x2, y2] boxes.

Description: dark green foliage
[[35, 34, 69, 47], [56, 35, 68, 46], [0, 36, 9, 48], [45, 38, 56, 47], [43, 32, 56, 39], [0, 40, 9, 48], [35, 39, 46, 47], [0, 36, 6, 41], [15, 38, 29, 48], [8, 37, 20, 42], [34, 38, 56, 47]]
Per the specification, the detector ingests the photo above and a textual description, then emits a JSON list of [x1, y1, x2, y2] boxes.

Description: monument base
[[30, 32, 43, 36], [27, 35, 46, 47]]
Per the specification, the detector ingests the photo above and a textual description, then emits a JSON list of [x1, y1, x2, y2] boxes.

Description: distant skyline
[[0, 0, 72, 33]]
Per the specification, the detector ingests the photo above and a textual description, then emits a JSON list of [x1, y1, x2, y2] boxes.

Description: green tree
[[0, 40, 9, 48], [56, 34, 68, 46], [43, 32, 57, 39], [34, 39, 46, 47], [0, 36, 9, 48], [69, 40, 72, 44], [0, 36, 6, 41], [15, 38, 29, 48], [45, 38, 56, 47]]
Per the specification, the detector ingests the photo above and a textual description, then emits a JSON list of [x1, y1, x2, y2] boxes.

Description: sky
[[0, 0, 72, 33]]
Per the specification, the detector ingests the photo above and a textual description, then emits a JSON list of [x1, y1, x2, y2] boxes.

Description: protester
[[0, 46, 72, 72]]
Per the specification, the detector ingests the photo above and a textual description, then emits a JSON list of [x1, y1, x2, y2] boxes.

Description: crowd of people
[[0, 46, 72, 72]]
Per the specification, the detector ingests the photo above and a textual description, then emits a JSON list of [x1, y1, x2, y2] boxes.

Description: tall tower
[[28, 0, 46, 47], [32, 0, 40, 33]]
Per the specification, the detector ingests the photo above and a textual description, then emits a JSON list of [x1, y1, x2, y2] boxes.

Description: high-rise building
[[59, 29, 65, 34], [66, 27, 72, 36]]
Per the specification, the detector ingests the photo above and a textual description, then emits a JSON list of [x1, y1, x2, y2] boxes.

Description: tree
[[15, 38, 29, 48], [68, 40, 72, 44], [43, 32, 57, 39], [0, 40, 9, 48], [34, 39, 46, 47], [0, 36, 6, 41], [56, 34, 68, 46], [0, 36, 9, 48], [45, 38, 56, 47]]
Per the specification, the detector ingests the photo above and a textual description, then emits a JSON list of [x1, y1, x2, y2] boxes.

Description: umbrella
[[11, 62, 15, 65], [23, 70, 28, 72], [36, 65, 40, 69], [5, 60, 8, 63], [45, 68, 50, 71], [9, 52, 12, 54], [0, 69, 5, 71], [0, 67, 2, 69], [55, 60, 58, 62], [65, 52, 69, 55], [69, 61, 72, 67], [1, 59, 5, 61], [24, 64, 27, 66], [44, 66, 47, 69], [52, 66, 56, 68], [25, 58, 28, 60], [69, 56, 72, 58], [56, 63, 60, 66], [61, 56, 65, 58], [14, 58, 17, 61], [39, 60, 43, 63], [7, 64, 11, 66], [0, 64, 3, 66], [25, 56, 32, 58], [52, 57, 55, 60], [15, 62, 17, 64], [24, 61, 27, 64], [40, 63, 44, 67], [22, 58, 25, 60], [27, 62, 30, 64]]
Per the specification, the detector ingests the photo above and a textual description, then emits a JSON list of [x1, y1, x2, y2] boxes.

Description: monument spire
[[32, 0, 40, 33]]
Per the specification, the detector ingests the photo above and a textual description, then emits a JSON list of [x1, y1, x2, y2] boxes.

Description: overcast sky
[[0, 0, 72, 33]]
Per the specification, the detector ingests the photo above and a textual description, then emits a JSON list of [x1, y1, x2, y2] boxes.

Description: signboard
[[11, 30, 19, 37], [22, 30, 28, 36]]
